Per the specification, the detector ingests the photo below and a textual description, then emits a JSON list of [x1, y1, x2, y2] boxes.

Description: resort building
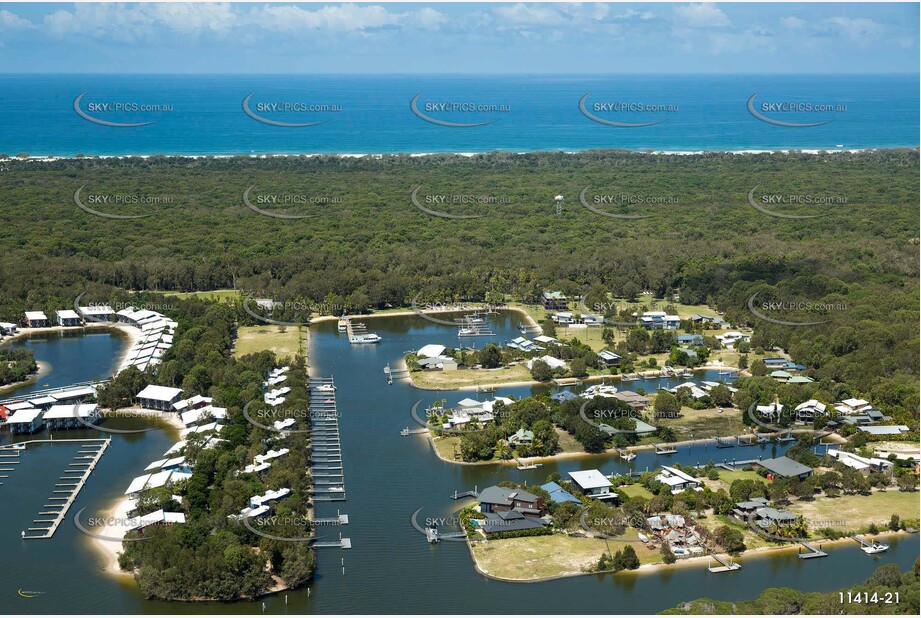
[[78, 305, 115, 322], [655, 466, 702, 494], [639, 311, 680, 330], [123, 509, 186, 534], [540, 291, 569, 311], [827, 449, 894, 475], [0, 321, 18, 335], [55, 309, 82, 327], [42, 403, 101, 430], [757, 456, 813, 480], [5, 407, 44, 434], [136, 385, 184, 411], [568, 469, 617, 501], [23, 311, 50, 328], [172, 395, 213, 413]]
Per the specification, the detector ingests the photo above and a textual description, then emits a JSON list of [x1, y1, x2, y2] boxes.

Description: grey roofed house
[[550, 390, 578, 403], [477, 485, 540, 513], [757, 456, 813, 480], [480, 509, 547, 534], [735, 497, 769, 510], [754, 507, 797, 528]]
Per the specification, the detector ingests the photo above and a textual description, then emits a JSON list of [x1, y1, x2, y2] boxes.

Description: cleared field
[[161, 289, 241, 301], [233, 325, 303, 360], [409, 364, 532, 389], [655, 406, 749, 441], [788, 490, 920, 531], [432, 435, 462, 462], [470, 531, 660, 580]]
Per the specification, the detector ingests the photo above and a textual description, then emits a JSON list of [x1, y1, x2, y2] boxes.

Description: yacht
[[337, 318, 348, 332], [314, 384, 337, 392], [349, 333, 382, 344], [861, 541, 889, 555]]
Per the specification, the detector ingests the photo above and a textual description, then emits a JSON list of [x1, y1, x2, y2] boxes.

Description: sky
[[0, 2, 917, 73]]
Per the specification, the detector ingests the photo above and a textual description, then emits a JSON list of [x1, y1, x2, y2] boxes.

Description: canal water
[[3, 314, 917, 614]]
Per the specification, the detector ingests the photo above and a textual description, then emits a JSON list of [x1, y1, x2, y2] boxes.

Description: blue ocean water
[[0, 74, 917, 156]]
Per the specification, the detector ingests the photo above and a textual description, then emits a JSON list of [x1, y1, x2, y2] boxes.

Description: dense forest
[[662, 561, 919, 615], [0, 347, 37, 387], [0, 150, 917, 418]]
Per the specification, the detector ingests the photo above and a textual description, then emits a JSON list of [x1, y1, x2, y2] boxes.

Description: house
[[480, 509, 548, 534], [42, 403, 101, 429], [508, 336, 540, 352], [417, 356, 458, 371], [754, 507, 798, 530], [793, 399, 827, 422], [5, 407, 44, 434], [123, 509, 186, 534], [172, 395, 213, 413], [611, 390, 649, 411], [715, 331, 750, 347], [676, 334, 704, 346], [78, 305, 115, 322], [23, 311, 49, 328], [770, 370, 792, 382], [568, 469, 617, 501], [640, 311, 680, 330], [582, 313, 604, 326], [136, 385, 184, 411], [507, 428, 534, 446], [598, 350, 621, 367], [647, 514, 686, 531], [0, 321, 17, 335], [540, 481, 582, 505], [856, 425, 911, 436], [541, 291, 569, 311], [690, 314, 725, 327], [655, 466, 701, 494], [526, 355, 568, 371], [533, 335, 558, 345], [834, 398, 874, 416], [55, 310, 82, 327], [477, 485, 544, 515], [550, 390, 578, 403], [757, 456, 813, 480], [732, 497, 769, 519], [665, 381, 708, 400], [676, 347, 699, 362], [552, 311, 575, 325], [828, 449, 894, 474], [417, 344, 447, 359]]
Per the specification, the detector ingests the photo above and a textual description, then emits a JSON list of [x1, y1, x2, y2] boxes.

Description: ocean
[[0, 74, 917, 156]]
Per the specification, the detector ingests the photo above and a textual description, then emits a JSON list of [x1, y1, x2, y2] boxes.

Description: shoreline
[[3, 147, 916, 163], [467, 528, 915, 584], [0, 322, 142, 374]]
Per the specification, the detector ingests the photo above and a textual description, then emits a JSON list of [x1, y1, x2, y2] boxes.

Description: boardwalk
[[708, 553, 741, 572], [798, 542, 828, 559], [21, 438, 111, 539]]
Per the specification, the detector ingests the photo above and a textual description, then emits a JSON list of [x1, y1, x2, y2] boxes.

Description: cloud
[[0, 9, 33, 31], [823, 16, 884, 41], [780, 16, 806, 30], [673, 3, 731, 28]]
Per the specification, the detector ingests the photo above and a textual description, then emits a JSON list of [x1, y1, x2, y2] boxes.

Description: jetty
[[653, 443, 678, 455], [22, 438, 111, 539], [400, 427, 428, 436], [736, 435, 756, 446], [708, 553, 741, 573], [314, 532, 352, 549], [715, 436, 735, 449], [426, 526, 466, 543], [309, 377, 346, 502], [450, 487, 479, 500], [798, 542, 828, 559]]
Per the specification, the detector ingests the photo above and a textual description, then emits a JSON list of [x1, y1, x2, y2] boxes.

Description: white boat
[[861, 541, 889, 554], [2, 443, 26, 451], [620, 451, 636, 461], [337, 319, 348, 332], [349, 333, 382, 344], [314, 384, 337, 392]]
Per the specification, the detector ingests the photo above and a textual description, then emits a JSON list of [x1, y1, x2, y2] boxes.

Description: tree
[[477, 344, 502, 369], [529, 359, 553, 381], [654, 392, 680, 419], [569, 357, 587, 378], [710, 384, 733, 407], [713, 525, 746, 553], [749, 359, 767, 376]]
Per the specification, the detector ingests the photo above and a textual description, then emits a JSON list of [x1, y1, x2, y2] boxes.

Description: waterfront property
[[23, 311, 50, 328], [568, 469, 617, 501], [135, 385, 184, 411], [5, 406, 44, 433], [540, 481, 582, 505], [78, 304, 115, 321], [757, 456, 813, 480], [655, 466, 702, 495], [478, 485, 544, 515], [42, 403, 101, 429], [753, 507, 798, 530], [55, 310, 82, 327]]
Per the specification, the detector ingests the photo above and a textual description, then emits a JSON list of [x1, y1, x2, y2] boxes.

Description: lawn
[[409, 363, 532, 389], [655, 406, 749, 441], [470, 531, 660, 580], [233, 325, 304, 360], [160, 288, 241, 302], [787, 490, 921, 532], [432, 435, 462, 462], [618, 484, 654, 500]]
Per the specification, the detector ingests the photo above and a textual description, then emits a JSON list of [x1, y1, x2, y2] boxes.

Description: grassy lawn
[[655, 406, 749, 441], [160, 289, 241, 302], [409, 363, 532, 389], [233, 325, 303, 360], [432, 435, 462, 462], [787, 490, 921, 531], [555, 427, 585, 454], [470, 531, 660, 580], [618, 484, 654, 500]]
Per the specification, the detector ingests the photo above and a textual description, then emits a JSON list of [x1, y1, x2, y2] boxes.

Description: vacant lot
[[410, 363, 532, 389], [470, 531, 660, 580], [788, 490, 920, 531], [233, 325, 303, 359], [656, 406, 749, 441]]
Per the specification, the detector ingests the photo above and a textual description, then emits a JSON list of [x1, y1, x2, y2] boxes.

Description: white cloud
[[0, 9, 33, 31], [780, 16, 806, 30], [824, 16, 884, 41], [673, 3, 731, 28]]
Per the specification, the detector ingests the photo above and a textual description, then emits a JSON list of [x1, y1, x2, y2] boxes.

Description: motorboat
[[349, 333, 382, 344], [861, 541, 889, 555]]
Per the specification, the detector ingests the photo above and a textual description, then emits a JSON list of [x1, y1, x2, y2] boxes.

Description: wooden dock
[[450, 488, 479, 500], [708, 553, 741, 572], [309, 377, 345, 502], [653, 443, 678, 455], [798, 542, 828, 559], [22, 438, 111, 540]]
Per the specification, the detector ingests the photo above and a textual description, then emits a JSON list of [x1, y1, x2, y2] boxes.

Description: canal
[[3, 313, 917, 614]]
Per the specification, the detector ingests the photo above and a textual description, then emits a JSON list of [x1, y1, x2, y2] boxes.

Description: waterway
[[2, 314, 917, 614]]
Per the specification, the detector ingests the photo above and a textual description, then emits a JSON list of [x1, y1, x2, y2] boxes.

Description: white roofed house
[[827, 449, 894, 475], [78, 305, 115, 322], [568, 469, 618, 501], [55, 309, 82, 327], [794, 399, 827, 423], [655, 466, 702, 495], [43, 403, 101, 430], [23, 311, 50, 328], [417, 344, 447, 359], [136, 385, 184, 411], [0, 321, 17, 335], [172, 395, 213, 413], [5, 407, 44, 434], [526, 355, 568, 371]]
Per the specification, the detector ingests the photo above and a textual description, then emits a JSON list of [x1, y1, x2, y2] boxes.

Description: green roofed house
[[757, 456, 813, 481], [508, 428, 534, 446]]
